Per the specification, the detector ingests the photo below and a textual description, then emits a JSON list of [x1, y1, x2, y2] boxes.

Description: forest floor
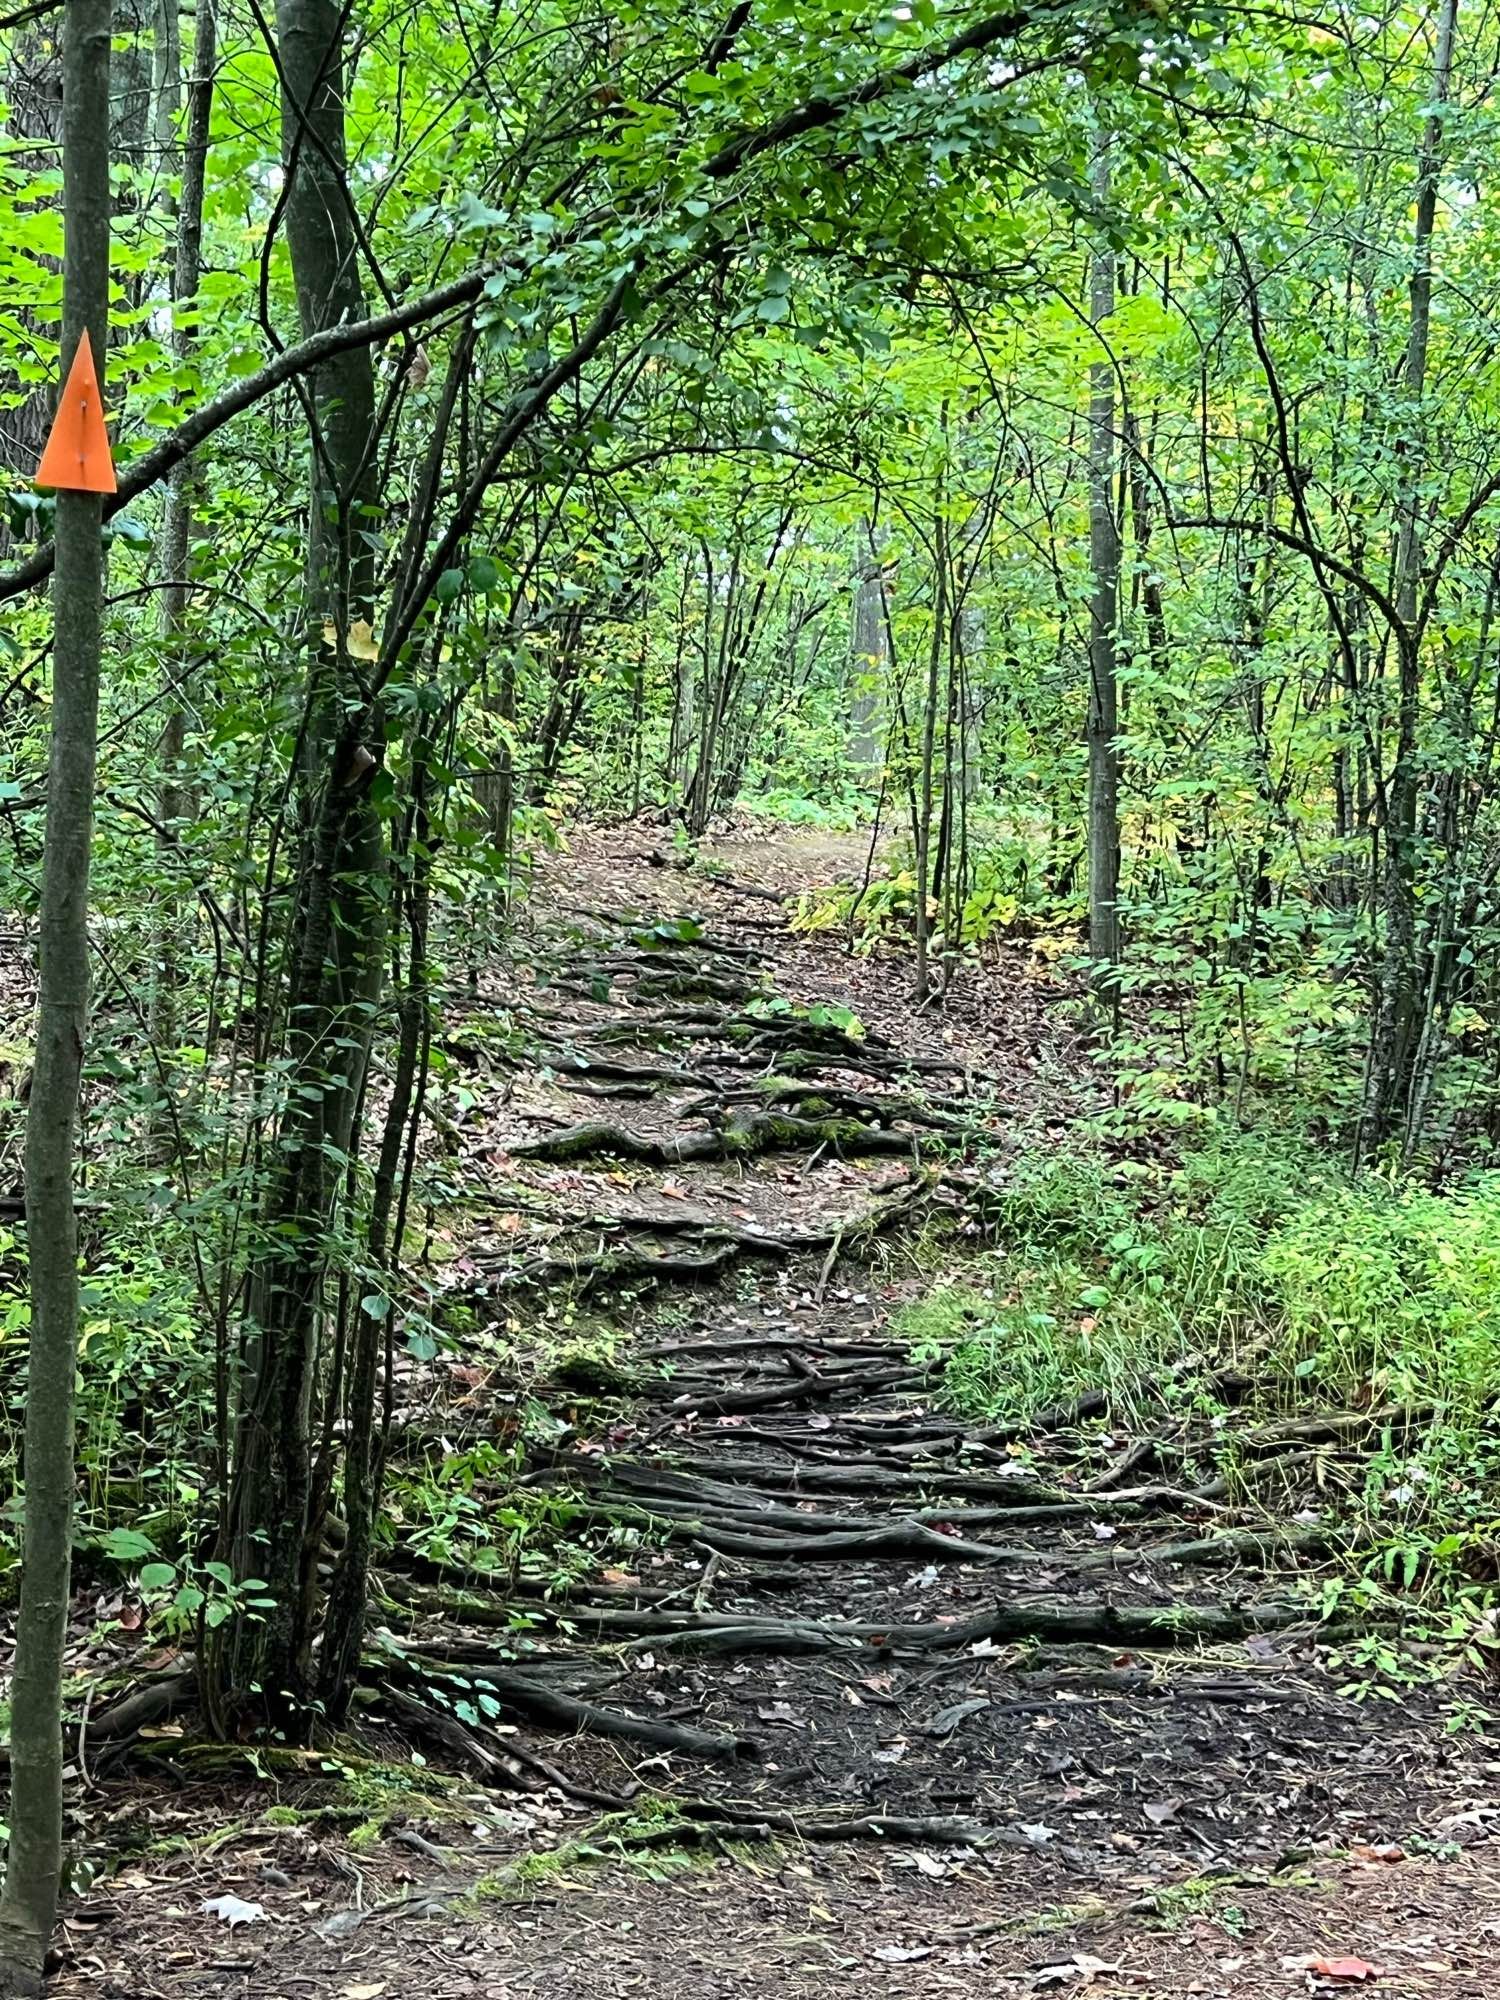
[[45, 824, 1500, 1999]]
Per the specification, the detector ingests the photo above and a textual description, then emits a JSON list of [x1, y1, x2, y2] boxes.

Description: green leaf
[[98, 1526, 158, 1562]]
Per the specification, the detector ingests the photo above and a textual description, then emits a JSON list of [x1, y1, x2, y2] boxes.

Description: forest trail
[[61, 827, 1500, 1999]]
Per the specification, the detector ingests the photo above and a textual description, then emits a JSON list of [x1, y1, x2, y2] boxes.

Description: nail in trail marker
[[34, 330, 117, 494]]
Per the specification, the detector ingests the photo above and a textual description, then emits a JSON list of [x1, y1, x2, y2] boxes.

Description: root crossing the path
[[58, 829, 1498, 2000]]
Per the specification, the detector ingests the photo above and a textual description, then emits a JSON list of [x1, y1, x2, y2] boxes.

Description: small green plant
[[1444, 1695, 1497, 1736], [132, 1556, 277, 1636]]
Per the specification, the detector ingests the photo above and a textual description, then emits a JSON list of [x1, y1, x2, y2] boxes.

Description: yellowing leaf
[[321, 618, 380, 662]]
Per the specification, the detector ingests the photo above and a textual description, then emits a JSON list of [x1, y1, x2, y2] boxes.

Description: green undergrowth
[[906, 1134, 1500, 1610], [470, 1799, 728, 1901]]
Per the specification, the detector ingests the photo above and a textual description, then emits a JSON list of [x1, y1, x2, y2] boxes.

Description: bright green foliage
[[2, 0, 1500, 1755], [928, 1136, 1500, 1577]]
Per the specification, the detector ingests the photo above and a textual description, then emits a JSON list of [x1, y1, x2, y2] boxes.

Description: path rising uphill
[[366, 829, 1495, 1998], [60, 828, 1500, 2000]]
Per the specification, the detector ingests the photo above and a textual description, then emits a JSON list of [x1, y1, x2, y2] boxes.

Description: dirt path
[[56, 827, 1500, 1999]]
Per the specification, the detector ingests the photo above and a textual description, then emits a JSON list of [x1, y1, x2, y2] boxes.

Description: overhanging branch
[[0, 0, 1049, 608]]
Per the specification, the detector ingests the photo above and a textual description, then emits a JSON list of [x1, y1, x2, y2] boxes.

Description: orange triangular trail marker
[[35, 331, 117, 494]]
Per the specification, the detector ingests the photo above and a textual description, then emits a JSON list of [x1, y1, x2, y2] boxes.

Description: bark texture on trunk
[[208, 0, 386, 1727], [1086, 122, 1122, 982], [1359, 0, 1459, 1160], [0, 0, 111, 1990], [148, 0, 216, 1144], [849, 520, 888, 771]]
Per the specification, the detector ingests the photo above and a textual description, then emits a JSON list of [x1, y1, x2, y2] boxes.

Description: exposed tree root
[[538, 1050, 708, 1090], [663, 1797, 1003, 1847], [484, 1239, 744, 1292], [580, 1593, 1323, 1657], [618, 1454, 1076, 1506], [1090, 1523, 1355, 1570], [376, 1682, 546, 1792], [389, 1658, 758, 1761], [513, 1107, 930, 1164], [682, 1077, 974, 1132], [470, 1175, 926, 1295]]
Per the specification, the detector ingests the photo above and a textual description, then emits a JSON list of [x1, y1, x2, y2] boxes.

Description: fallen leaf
[[755, 1702, 805, 1727], [1033, 1956, 1120, 1989], [906, 1851, 946, 1877], [1305, 1958, 1379, 1983], [925, 1697, 990, 1737], [200, 1894, 265, 1928]]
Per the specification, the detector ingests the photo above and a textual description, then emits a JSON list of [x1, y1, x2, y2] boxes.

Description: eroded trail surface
[[64, 830, 1500, 2000]]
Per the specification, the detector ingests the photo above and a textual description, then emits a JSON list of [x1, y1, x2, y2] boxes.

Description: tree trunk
[[0, 0, 111, 1989], [1358, 0, 1459, 1160], [849, 519, 887, 773], [913, 509, 948, 1000], [206, 0, 385, 1730], [1086, 120, 1122, 983], [147, 0, 215, 1155], [318, 748, 431, 1715]]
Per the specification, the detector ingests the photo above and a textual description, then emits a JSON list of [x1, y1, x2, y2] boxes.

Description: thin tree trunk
[[914, 506, 948, 1001], [849, 519, 887, 772], [1086, 119, 1122, 983], [0, 0, 111, 1989], [148, 0, 215, 1154], [318, 743, 431, 1714], [207, 0, 385, 1729], [1359, 0, 1459, 1160], [666, 556, 694, 792]]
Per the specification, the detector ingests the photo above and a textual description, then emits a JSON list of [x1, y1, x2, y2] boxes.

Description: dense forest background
[[5, 0, 1500, 1990]]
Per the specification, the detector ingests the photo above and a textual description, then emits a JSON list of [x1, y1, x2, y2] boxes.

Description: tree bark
[[147, 0, 215, 1154], [1086, 119, 1122, 982], [207, 0, 386, 1729], [0, 0, 111, 1989], [849, 519, 888, 772], [914, 502, 948, 1000], [1359, 0, 1459, 1160]]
